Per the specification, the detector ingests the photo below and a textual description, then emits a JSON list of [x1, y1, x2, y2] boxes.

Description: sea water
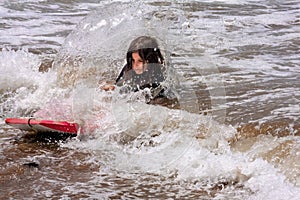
[[0, 0, 299, 199]]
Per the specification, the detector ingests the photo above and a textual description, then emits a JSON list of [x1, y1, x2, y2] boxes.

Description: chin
[[134, 70, 143, 75]]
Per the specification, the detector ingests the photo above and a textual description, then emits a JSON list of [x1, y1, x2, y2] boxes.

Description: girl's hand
[[100, 83, 115, 91]]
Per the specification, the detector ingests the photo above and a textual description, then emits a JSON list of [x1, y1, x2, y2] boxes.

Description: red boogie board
[[5, 118, 79, 135]]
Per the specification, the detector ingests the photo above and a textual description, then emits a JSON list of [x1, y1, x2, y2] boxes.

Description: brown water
[[1, 0, 299, 199]]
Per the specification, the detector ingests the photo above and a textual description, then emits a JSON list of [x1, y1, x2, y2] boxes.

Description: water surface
[[0, 0, 299, 199]]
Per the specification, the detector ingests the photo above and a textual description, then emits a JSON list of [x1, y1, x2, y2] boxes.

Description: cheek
[[134, 61, 144, 68]]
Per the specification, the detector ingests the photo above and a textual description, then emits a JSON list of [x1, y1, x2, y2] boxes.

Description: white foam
[[0, 49, 41, 90], [0, 49, 67, 117], [62, 95, 300, 199]]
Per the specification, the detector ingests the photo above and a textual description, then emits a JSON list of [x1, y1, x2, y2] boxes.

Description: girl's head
[[126, 36, 164, 74]]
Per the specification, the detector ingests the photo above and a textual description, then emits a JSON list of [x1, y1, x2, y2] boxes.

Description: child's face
[[132, 52, 147, 74]]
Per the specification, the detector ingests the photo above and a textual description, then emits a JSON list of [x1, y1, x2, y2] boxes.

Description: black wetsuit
[[115, 64, 165, 95]]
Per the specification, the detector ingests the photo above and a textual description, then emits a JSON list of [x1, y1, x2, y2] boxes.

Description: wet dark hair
[[126, 36, 164, 69]]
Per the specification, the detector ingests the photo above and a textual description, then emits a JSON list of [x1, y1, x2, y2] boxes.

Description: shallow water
[[0, 0, 299, 199]]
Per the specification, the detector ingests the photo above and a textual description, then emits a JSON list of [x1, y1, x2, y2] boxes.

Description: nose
[[133, 60, 137, 68]]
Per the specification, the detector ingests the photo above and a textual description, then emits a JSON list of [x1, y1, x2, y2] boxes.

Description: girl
[[103, 36, 166, 96]]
